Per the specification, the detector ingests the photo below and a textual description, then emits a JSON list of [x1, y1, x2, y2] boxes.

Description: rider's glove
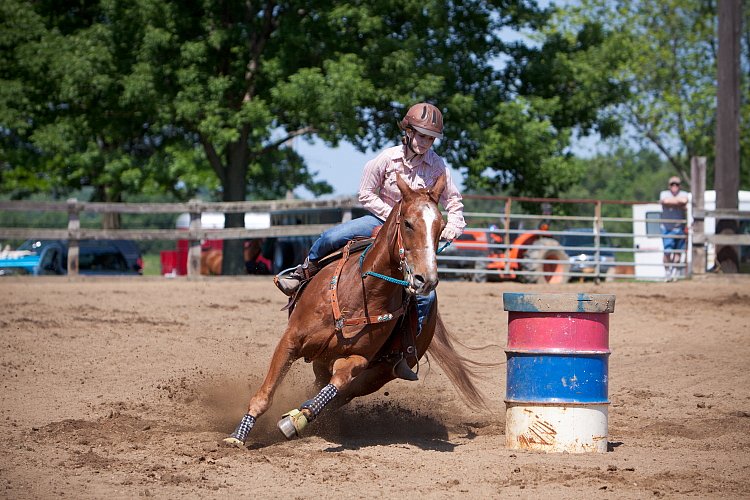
[[440, 227, 459, 241]]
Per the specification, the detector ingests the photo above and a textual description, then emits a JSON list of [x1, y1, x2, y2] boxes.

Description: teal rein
[[437, 240, 452, 254], [363, 270, 410, 286], [358, 238, 452, 287]]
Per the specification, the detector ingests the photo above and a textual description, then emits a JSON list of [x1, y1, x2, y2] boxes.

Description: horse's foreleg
[[224, 335, 299, 446], [277, 355, 368, 439]]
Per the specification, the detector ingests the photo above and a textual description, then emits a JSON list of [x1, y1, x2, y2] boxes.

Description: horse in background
[[224, 174, 486, 446], [201, 239, 270, 275]]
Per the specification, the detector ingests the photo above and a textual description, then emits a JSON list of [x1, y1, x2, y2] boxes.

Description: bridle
[[361, 205, 412, 288]]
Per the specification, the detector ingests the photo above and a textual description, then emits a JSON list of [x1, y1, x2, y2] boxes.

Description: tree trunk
[[221, 141, 249, 275], [95, 185, 121, 230]]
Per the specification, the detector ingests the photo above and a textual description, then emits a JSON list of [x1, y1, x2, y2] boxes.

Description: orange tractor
[[447, 224, 569, 284]]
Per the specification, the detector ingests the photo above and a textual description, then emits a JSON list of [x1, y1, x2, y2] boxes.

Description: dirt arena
[[1, 275, 749, 498]]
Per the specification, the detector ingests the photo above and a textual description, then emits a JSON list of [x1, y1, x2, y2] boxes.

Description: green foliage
[[557, 0, 749, 190], [1, 0, 640, 272], [563, 147, 673, 203], [3, 0, 598, 209], [461, 4, 629, 199]]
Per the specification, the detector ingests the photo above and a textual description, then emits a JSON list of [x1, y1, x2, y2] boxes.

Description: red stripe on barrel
[[507, 311, 610, 352]]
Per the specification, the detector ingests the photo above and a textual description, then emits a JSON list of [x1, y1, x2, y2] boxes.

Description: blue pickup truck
[[0, 239, 143, 276]]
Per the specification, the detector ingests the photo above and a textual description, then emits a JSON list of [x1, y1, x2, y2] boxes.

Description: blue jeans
[[308, 214, 436, 334], [661, 225, 686, 251], [308, 214, 383, 261]]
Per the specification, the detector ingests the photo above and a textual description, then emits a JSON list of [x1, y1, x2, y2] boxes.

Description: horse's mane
[[427, 311, 493, 411]]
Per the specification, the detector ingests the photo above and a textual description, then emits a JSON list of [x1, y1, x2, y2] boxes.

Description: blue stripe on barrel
[[505, 351, 609, 404]]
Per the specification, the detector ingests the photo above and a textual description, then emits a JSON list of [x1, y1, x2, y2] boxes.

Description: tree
[[558, 0, 749, 190], [461, 10, 629, 198], [2, 1, 627, 272]]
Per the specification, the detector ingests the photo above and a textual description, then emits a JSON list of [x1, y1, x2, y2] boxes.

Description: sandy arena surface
[[1, 275, 749, 499]]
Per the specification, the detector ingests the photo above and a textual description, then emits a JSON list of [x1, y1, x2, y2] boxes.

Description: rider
[[274, 102, 466, 378]]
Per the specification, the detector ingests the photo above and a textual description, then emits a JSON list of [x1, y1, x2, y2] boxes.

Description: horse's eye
[[404, 220, 414, 231]]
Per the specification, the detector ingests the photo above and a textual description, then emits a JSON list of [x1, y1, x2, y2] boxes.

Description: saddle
[[285, 235, 419, 366], [281, 236, 374, 314]]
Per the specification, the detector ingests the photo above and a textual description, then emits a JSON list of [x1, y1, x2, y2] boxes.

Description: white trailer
[[633, 191, 750, 279]]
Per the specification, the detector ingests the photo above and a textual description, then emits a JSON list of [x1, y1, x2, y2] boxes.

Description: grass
[[142, 253, 163, 276]]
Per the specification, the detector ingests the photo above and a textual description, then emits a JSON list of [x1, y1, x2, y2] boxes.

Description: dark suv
[[558, 228, 615, 278], [1, 239, 143, 276]]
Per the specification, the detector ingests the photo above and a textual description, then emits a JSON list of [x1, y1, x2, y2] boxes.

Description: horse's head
[[395, 174, 447, 295]]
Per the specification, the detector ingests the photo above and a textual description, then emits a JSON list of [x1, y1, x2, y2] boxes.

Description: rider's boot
[[392, 355, 418, 381], [274, 257, 320, 296]]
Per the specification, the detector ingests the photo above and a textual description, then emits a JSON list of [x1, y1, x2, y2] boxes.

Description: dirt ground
[[1, 275, 749, 499]]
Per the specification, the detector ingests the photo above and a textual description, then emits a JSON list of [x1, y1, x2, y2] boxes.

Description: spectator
[[659, 176, 690, 281]]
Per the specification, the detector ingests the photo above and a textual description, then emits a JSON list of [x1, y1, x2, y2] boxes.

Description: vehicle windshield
[[560, 232, 613, 254], [17, 240, 52, 252]]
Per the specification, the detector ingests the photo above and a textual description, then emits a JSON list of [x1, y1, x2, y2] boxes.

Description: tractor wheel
[[522, 237, 570, 284]]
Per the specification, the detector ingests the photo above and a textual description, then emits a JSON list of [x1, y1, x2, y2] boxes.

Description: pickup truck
[[0, 239, 143, 276]]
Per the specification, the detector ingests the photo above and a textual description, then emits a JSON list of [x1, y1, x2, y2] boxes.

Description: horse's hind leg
[[277, 355, 368, 439], [223, 333, 299, 446], [328, 361, 395, 411]]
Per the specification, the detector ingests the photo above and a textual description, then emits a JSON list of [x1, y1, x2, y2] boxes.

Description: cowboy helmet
[[400, 102, 444, 139]]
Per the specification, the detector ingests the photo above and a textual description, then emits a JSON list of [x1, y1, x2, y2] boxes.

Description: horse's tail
[[427, 311, 492, 411]]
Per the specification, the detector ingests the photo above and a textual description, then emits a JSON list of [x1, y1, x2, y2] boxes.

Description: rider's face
[[407, 129, 436, 155]]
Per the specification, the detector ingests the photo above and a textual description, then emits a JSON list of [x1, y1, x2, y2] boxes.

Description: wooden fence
[[4, 185, 743, 280], [690, 157, 750, 275], [0, 197, 361, 277]]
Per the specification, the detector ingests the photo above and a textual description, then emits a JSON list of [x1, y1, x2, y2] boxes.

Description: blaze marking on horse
[[420, 203, 439, 256]]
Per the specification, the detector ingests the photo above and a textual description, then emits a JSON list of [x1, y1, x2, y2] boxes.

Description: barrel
[[503, 292, 615, 453]]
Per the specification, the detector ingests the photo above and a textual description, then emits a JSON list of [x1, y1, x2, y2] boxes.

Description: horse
[[201, 239, 270, 275], [224, 174, 486, 445]]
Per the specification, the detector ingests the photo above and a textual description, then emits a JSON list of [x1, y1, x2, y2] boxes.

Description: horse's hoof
[[222, 437, 245, 448], [277, 409, 308, 439]]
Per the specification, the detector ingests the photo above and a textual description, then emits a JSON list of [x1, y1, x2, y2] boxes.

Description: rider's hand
[[440, 227, 458, 241]]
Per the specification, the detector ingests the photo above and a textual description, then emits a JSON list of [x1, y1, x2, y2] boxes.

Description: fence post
[[594, 201, 602, 284], [691, 156, 706, 276], [66, 198, 80, 276], [503, 199, 512, 275], [187, 201, 202, 278]]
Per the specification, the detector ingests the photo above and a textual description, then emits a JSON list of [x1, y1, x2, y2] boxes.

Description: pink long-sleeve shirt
[[358, 145, 466, 235]]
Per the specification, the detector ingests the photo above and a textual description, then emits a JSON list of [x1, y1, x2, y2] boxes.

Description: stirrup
[[392, 357, 418, 381], [274, 266, 304, 296]]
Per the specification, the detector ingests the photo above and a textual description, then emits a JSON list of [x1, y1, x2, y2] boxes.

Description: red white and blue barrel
[[503, 292, 615, 453]]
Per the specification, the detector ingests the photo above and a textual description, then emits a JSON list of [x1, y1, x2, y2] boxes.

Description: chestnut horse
[[224, 174, 486, 445], [201, 239, 269, 275]]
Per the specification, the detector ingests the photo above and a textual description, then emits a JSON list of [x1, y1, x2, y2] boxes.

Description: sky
[[294, 138, 376, 198], [293, 136, 467, 199], [293, 130, 603, 199]]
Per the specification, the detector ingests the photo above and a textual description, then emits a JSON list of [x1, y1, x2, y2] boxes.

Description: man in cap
[[659, 176, 690, 281]]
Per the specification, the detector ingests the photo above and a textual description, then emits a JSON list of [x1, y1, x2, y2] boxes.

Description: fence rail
[[2, 189, 744, 281]]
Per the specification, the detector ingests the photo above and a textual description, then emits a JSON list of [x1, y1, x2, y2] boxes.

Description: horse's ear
[[396, 174, 415, 202], [428, 174, 447, 203]]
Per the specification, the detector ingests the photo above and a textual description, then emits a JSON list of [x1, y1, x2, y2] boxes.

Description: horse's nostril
[[413, 275, 426, 286]]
